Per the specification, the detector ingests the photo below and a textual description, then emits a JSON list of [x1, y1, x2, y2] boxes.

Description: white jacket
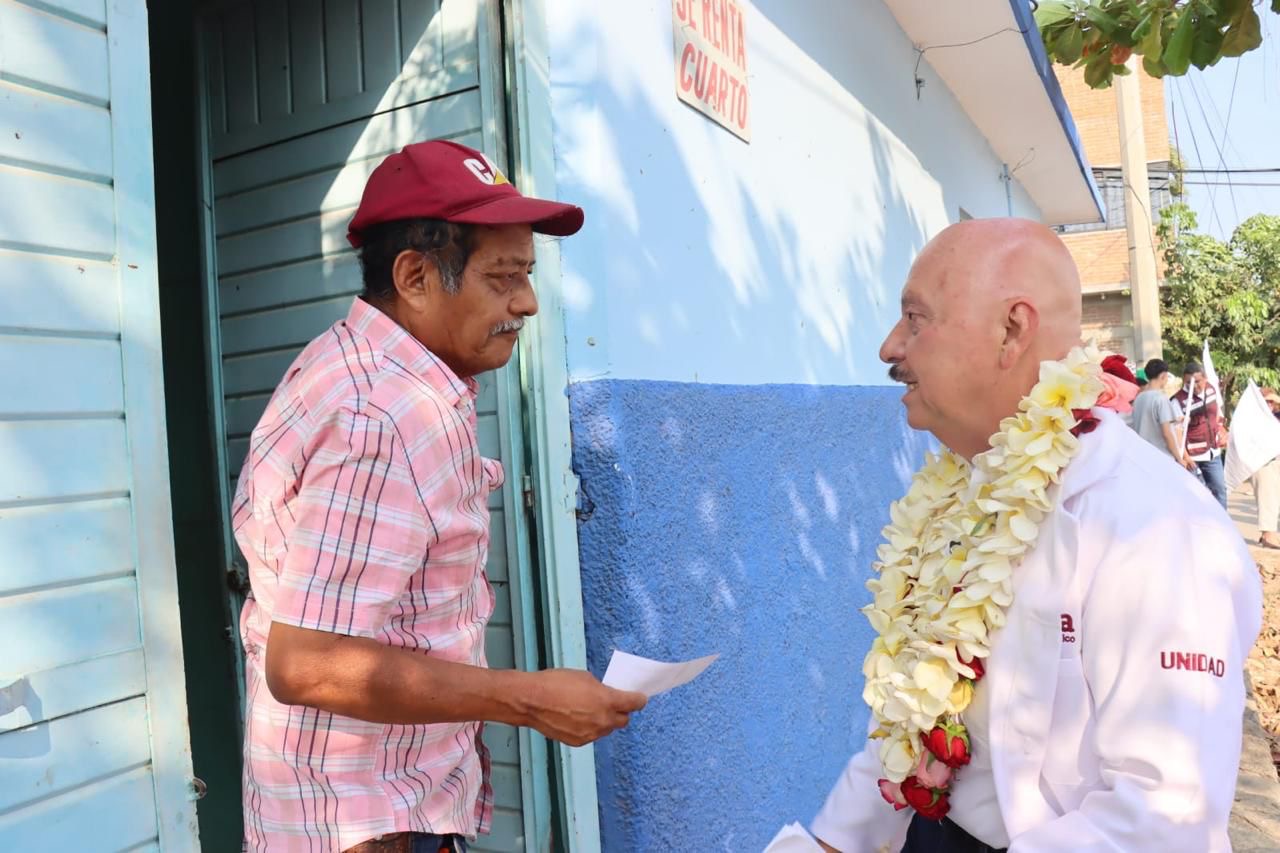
[[813, 411, 1262, 852]]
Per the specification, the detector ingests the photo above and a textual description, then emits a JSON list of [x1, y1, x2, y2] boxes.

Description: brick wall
[[1082, 292, 1135, 359], [1055, 64, 1169, 167], [1064, 228, 1132, 289]]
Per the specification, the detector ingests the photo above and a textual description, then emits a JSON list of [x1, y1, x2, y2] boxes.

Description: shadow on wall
[[572, 381, 934, 852], [546, 0, 1026, 386], [549, 9, 937, 385]]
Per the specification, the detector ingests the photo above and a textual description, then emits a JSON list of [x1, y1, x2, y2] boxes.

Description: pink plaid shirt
[[233, 298, 501, 852]]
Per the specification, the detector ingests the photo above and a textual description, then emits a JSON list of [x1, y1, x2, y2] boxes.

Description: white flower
[[880, 734, 918, 783], [861, 347, 1103, 785]]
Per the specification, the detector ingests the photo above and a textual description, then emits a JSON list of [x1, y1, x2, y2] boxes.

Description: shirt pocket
[[482, 456, 506, 492], [1041, 656, 1100, 788]]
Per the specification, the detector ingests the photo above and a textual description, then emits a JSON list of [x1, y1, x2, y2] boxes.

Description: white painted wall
[[546, 0, 1041, 386]]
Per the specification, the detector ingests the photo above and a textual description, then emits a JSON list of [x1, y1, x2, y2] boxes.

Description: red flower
[[1109, 45, 1133, 66], [1070, 408, 1099, 436], [958, 651, 985, 682], [1100, 354, 1137, 385], [925, 722, 971, 768], [901, 776, 951, 821]]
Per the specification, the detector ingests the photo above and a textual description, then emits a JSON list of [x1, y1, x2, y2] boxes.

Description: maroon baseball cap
[[347, 140, 584, 247]]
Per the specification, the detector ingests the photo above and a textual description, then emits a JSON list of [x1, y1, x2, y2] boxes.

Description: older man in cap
[[233, 140, 646, 853]]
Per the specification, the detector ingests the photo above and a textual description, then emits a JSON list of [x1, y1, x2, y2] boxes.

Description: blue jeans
[[1195, 455, 1229, 510], [410, 836, 467, 853]]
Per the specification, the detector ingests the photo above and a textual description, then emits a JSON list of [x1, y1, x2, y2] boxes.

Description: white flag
[[1203, 340, 1221, 397], [1225, 381, 1280, 491]]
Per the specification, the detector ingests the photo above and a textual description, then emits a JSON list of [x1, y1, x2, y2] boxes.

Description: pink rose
[[1095, 372, 1139, 415], [878, 778, 908, 811], [914, 751, 953, 788]]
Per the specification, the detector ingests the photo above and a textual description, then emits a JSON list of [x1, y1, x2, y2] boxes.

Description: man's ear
[[391, 250, 440, 309], [998, 299, 1039, 370]]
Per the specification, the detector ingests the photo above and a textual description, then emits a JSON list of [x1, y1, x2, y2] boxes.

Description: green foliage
[[1157, 204, 1280, 406], [1167, 145, 1186, 197], [1036, 1, 1274, 89]]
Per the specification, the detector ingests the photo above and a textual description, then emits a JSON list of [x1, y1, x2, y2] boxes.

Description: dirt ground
[[1235, 487, 1280, 771], [1246, 545, 1280, 766]]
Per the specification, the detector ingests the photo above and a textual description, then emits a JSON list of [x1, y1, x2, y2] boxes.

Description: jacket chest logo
[[1161, 651, 1225, 677], [1061, 613, 1077, 644]]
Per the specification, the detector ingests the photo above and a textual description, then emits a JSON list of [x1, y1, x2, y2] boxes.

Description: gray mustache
[[888, 364, 916, 384], [491, 319, 525, 335]]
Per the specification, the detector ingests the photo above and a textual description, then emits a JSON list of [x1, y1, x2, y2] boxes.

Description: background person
[[1173, 362, 1229, 510], [1131, 358, 1196, 471]]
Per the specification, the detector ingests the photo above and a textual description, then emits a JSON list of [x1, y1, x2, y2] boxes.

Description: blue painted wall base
[[569, 379, 934, 851]]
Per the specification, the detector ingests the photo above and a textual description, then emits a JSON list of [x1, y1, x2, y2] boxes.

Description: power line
[[912, 27, 1028, 101], [1093, 166, 1280, 175], [1197, 58, 1246, 163], [1186, 72, 1241, 223], [1222, 57, 1243, 162], [1180, 180, 1280, 188], [1164, 167, 1280, 174], [1171, 78, 1225, 235]]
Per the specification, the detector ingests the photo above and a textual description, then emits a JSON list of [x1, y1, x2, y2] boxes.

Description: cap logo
[[463, 154, 510, 187]]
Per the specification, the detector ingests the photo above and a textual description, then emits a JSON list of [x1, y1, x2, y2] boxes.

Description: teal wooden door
[[196, 2, 550, 850], [0, 0, 200, 849]]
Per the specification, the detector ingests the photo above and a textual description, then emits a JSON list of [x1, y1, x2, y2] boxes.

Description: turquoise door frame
[[500, 1, 602, 849]]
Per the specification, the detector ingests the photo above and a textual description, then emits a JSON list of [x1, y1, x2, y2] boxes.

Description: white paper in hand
[[601, 650, 718, 697], [762, 822, 825, 852]]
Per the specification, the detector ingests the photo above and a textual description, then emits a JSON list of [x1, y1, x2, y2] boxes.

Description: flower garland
[[863, 346, 1107, 821]]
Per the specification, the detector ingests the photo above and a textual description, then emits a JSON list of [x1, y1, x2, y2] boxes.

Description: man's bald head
[[916, 218, 1082, 358], [879, 218, 1084, 457]]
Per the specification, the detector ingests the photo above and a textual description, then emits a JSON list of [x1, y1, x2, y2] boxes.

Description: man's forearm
[[1162, 423, 1183, 460], [265, 622, 533, 726]]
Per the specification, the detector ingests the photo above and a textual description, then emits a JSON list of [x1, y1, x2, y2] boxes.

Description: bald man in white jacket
[[813, 220, 1261, 853]]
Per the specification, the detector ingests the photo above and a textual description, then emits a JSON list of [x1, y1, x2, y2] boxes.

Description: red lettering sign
[[672, 0, 750, 141]]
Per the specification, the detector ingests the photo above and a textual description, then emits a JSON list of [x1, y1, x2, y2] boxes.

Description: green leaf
[[1143, 51, 1168, 77], [1035, 0, 1076, 27], [1163, 8, 1196, 75], [1273, 0, 1280, 15], [1083, 53, 1115, 87], [1138, 9, 1164, 57], [1085, 3, 1124, 35], [1191, 26, 1226, 69], [1130, 10, 1155, 43], [1221, 7, 1263, 57], [1055, 24, 1086, 63]]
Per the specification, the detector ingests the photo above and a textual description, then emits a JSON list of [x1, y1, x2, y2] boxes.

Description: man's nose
[[512, 283, 539, 317], [880, 320, 906, 364]]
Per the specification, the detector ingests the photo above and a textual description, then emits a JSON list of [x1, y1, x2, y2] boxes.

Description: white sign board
[[673, 0, 750, 142]]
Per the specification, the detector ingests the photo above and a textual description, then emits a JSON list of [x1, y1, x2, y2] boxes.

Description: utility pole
[[1115, 54, 1163, 362]]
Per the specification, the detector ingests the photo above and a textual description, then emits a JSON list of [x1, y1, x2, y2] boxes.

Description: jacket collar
[[1055, 407, 1126, 505], [346, 297, 477, 408]]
